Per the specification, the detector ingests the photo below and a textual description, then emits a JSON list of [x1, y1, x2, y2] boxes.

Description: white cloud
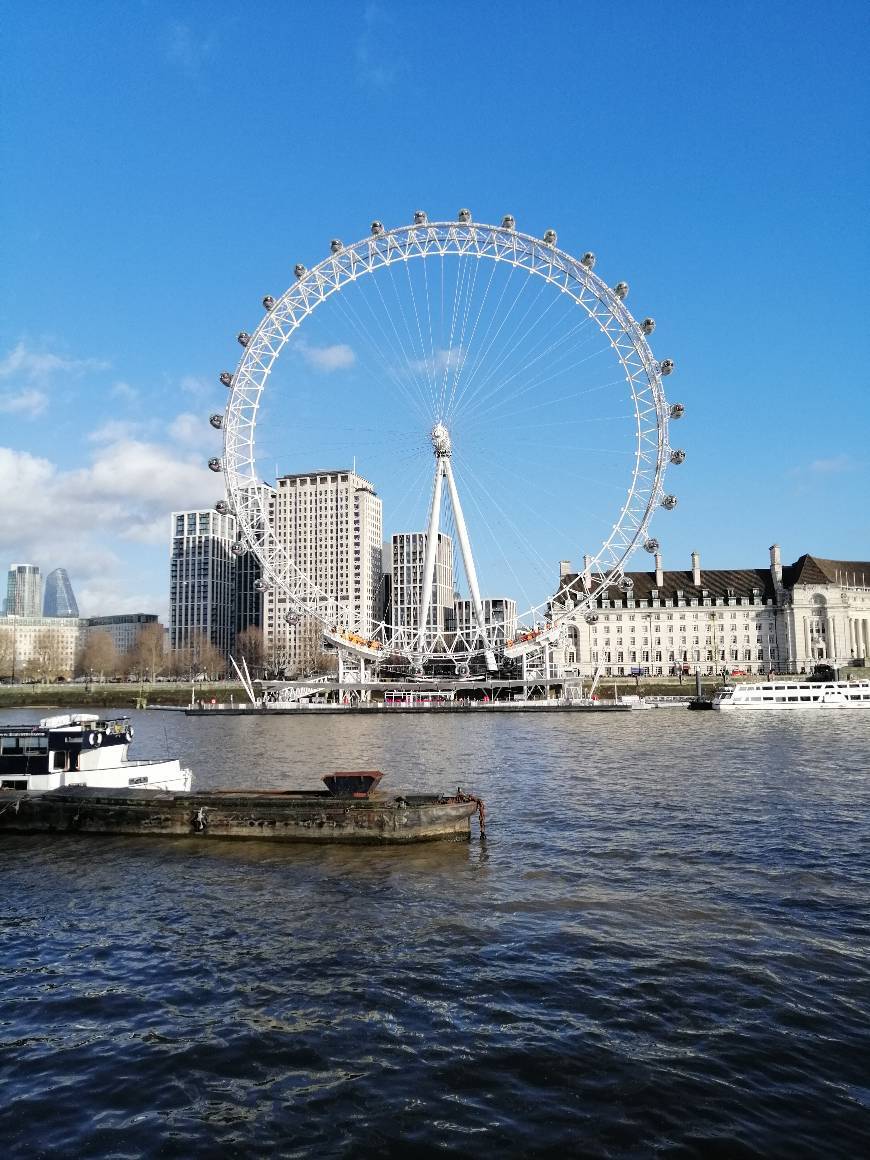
[[808, 455, 856, 474], [298, 341, 356, 373], [179, 374, 212, 397], [110, 380, 139, 401], [0, 433, 220, 613], [0, 388, 48, 416], [169, 411, 211, 446], [407, 346, 464, 376], [0, 341, 108, 383]]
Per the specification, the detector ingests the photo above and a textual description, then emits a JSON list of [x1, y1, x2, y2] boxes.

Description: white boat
[[712, 679, 870, 711], [0, 714, 192, 792]]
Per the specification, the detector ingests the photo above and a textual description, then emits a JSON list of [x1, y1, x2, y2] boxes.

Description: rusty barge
[[0, 771, 485, 845]]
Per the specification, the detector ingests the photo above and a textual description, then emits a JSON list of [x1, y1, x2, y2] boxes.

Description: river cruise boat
[[713, 680, 870, 711], [0, 714, 192, 792]]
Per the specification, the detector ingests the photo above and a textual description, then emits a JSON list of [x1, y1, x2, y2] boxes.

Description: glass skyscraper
[[43, 568, 79, 617], [5, 564, 43, 617]]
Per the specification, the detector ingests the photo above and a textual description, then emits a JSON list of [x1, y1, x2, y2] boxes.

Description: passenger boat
[[0, 714, 192, 792], [712, 680, 870, 711]]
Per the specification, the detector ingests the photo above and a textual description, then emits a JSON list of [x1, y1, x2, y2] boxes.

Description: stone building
[[551, 545, 870, 679]]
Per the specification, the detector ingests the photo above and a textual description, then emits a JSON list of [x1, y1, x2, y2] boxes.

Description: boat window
[[52, 750, 68, 771], [22, 737, 48, 754]]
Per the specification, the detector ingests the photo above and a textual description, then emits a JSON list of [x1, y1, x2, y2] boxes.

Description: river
[[1, 706, 869, 1157]]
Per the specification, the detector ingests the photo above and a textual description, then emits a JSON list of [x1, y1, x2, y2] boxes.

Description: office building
[[5, 565, 42, 618], [264, 469, 383, 672], [43, 568, 79, 617], [390, 532, 454, 650], [454, 597, 517, 652], [169, 510, 238, 657]]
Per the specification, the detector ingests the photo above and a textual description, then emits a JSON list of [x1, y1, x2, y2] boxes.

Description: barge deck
[[0, 786, 484, 844]]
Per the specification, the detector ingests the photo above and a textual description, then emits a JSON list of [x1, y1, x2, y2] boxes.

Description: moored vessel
[[712, 679, 870, 710], [0, 714, 192, 792], [0, 772, 484, 844]]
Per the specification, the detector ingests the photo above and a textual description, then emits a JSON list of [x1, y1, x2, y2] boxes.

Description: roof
[[557, 568, 775, 604], [782, 554, 870, 588], [556, 552, 870, 605]]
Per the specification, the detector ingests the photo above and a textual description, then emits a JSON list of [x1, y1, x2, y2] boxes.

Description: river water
[[1, 706, 869, 1157]]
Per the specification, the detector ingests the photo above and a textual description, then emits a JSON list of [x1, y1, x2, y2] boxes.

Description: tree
[[168, 633, 226, 680], [0, 627, 12, 680], [291, 616, 337, 678], [129, 622, 166, 682], [77, 631, 118, 681], [31, 628, 69, 682], [234, 626, 265, 676]]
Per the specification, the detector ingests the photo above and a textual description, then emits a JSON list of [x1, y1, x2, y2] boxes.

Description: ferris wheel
[[208, 210, 684, 673]]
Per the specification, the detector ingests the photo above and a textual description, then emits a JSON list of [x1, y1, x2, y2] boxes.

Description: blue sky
[[1, 0, 868, 619]]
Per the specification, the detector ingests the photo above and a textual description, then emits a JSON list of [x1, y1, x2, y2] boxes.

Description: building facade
[[390, 532, 454, 650], [169, 510, 238, 657], [86, 614, 159, 655], [5, 565, 42, 617], [263, 470, 383, 672], [43, 568, 79, 617], [454, 597, 518, 653], [551, 546, 870, 679]]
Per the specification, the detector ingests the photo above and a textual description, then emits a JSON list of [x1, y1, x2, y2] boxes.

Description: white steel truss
[[218, 216, 682, 666]]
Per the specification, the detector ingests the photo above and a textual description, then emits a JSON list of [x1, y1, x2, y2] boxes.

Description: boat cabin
[[0, 715, 132, 790]]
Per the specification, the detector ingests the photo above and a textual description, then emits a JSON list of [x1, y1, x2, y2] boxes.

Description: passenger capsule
[[330, 239, 343, 253], [253, 578, 268, 593], [230, 542, 244, 556], [644, 537, 660, 554], [618, 576, 635, 592], [670, 449, 686, 465], [371, 220, 385, 235], [669, 402, 685, 420], [208, 457, 222, 473], [581, 252, 596, 269], [614, 282, 629, 300], [262, 295, 276, 310], [641, 317, 655, 335], [660, 359, 675, 376], [501, 214, 516, 230], [457, 208, 472, 223], [584, 612, 599, 625], [237, 332, 250, 347], [543, 229, 557, 245], [294, 263, 306, 279], [215, 500, 230, 515], [219, 371, 233, 388], [209, 413, 223, 430], [413, 210, 428, 224], [284, 611, 300, 626], [661, 494, 678, 510]]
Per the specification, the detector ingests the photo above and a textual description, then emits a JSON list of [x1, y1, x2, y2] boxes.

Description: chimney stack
[[769, 543, 782, 587], [559, 559, 571, 580], [583, 553, 592, 588], [691, 550, 701, 586], [655, 552, 664, 588]]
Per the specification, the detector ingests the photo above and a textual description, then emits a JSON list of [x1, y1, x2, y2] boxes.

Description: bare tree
[[77, 631, 118, 682], [234, 626, 265, 675], [0, 627, 13, 680], [291, 616, 337, 678], [129, 622, 166, 682], [32, 629, 69, 682]]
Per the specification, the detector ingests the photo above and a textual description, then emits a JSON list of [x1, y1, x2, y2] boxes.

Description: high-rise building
[[264, 469, 383, 672], [390, 531, 454, 649], [454, 597, 517, 652], [43, 568, 79, 617], [5, 565, 42, 617], [234, 485, 273, 636], [169, 510, 238, 657]]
